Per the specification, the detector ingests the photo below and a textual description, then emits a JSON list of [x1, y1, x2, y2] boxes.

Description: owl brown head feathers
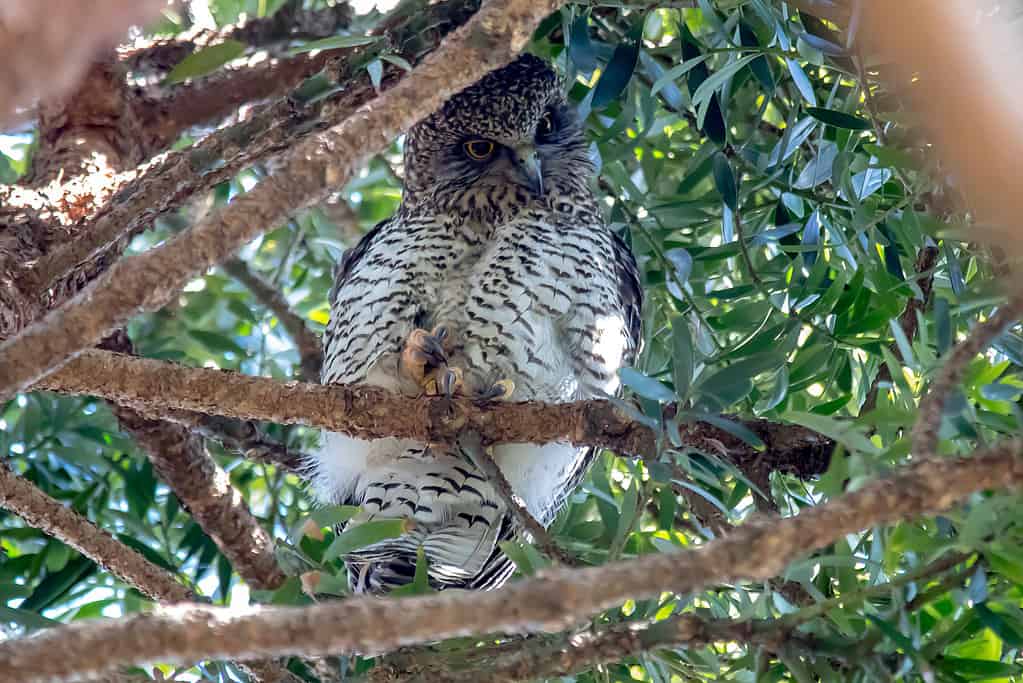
[[402, 54, 594, 224]]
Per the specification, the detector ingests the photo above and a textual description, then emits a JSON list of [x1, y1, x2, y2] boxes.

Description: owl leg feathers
[[399, 325, 464, 397]]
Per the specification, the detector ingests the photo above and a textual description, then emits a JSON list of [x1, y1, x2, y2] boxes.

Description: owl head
[[403, 54, 593, 224]]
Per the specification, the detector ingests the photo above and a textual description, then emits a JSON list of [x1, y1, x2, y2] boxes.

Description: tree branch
[[222, 259, 322, 382], [120, 0, 353, 74], [99, 331, 286, 591], [911, 294, 1023, 459], [1, 441, 1018, 682], [0, 460, 195, 603], [0, 0, 548, 399], [34, 350, 833, 471], [470, 439, 579, 566]]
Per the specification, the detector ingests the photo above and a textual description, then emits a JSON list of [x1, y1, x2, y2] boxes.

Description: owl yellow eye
[[538, 111, 555, 137], [463, 139, 495, 160]]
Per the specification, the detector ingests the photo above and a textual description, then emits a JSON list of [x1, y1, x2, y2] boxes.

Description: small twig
[[911, 294, 1023, 459], [0, 460, 195, 603], [2, 440, 1019, 682], [223, 259, 322, 382], [173, 412, 307, 473], [470, 438, 579, 566]]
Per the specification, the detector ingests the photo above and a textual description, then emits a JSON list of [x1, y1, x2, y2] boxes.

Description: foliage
[[3, 1, 1023, 681]]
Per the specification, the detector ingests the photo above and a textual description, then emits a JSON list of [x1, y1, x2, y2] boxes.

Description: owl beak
[[513, 145, 544, 197]]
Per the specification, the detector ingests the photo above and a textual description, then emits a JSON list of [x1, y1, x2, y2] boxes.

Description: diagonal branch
[[99, 331, 286, 591], [911, 293, 1023, 459], [471, 440, 579, 566], [1, 441, 1018, 682], [0, 460, 195, 603], [0, 0, 561, 400], [34, 350, 834, 470], [120, 0, 353, 74], [223, 259, 322, 382]]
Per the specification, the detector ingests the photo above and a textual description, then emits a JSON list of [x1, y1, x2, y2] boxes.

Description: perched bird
[[310, 54, 642, 593]]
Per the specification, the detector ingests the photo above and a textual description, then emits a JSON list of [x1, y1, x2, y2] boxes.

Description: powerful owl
[[310, 55, 642, 593]]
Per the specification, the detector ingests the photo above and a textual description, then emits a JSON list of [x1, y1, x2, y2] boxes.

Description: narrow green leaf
[[322, 519, 408, 562], [806, 106, 871, 130], [568, 13, 597, 73], [166, 40, 246, 84], [619, 367, 675, 403], [592, 28, 642, 108], [289, 35, 379, 54], [672, 317, 694, 400], [712, 153, 737, 211]]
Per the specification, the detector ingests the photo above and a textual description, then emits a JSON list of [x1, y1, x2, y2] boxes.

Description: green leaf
[[805, 107, 872, 130], [289, 35, 379, 54], [975, 604, 1023, 648], [619, 367, 675, 403], [712, 153, 737, 211], [322, 519, 409, 562], [936, 658, 1021, 679], [785, 59, 817, 105], [592, 28, 642, 108], [166, 40, 246, 84], [672, 317, 694, 400], [568, 12, 597, 73]]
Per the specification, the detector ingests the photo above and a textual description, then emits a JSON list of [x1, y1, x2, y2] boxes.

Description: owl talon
[[439, 367, 464, 398], [401, 326, 451, 388], [477, 378, 515, 402]]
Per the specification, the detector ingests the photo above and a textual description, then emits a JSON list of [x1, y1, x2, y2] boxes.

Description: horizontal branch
[[0, 460, 194, 603], [2, 441, 1019, 682], [0, 0, 554, 399], [34, 351, 833, 470]]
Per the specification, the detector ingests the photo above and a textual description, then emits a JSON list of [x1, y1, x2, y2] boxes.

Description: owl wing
[[321, 216, 413, 390]]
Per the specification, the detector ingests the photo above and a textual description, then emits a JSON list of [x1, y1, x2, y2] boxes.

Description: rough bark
[[8, 0, 480, 333], [0, 461, 195, 604], [100, 332, 285, 591], [120, 0, 353, 74], [1, 442, 1018, 682], [36, 350, 834, 473], [0, 58, 145, 340]]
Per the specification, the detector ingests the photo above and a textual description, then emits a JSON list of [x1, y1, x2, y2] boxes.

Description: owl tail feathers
[[344, 514, 517, 594]]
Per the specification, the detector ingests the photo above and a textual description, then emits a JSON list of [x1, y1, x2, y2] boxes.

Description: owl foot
[[400, 326, 465, 397], [477, 378, 516, 402]]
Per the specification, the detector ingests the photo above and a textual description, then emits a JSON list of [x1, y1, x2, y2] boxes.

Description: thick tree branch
[[0, 0, 540, 399], [0, 460, 195, 603], [34, 350, 833, 470], [1, 442, 1018, 682], [223, 259, 322, 382], [120, 0, 354, 74], [100, 331, 286, 591]]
